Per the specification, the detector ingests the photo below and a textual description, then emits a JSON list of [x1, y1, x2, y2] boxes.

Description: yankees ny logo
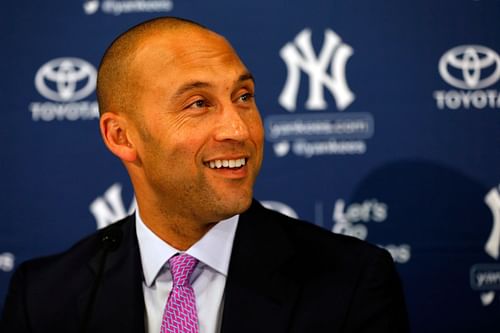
[[279, 28, 355, 112], [89, 183, 136, 229], [479, 186, 500, 306], [484, 186, 500, 260]]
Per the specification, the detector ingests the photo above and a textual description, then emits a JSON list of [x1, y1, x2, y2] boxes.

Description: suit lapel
[[221, 201, 301, 333], [76, 202, 300, 333], [78, 215, 145, 333]]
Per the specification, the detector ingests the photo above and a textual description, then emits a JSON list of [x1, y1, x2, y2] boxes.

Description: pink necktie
[[161, 254, 199, 333]]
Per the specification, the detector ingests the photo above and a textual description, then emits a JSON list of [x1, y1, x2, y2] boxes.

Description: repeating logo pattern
[[434, 45, 500, 110], [162, 254, 199, 333], [0, 253, 15, 272], [261, 200, 299, 219], [35, 58, 96, 103], [439, 45, 500, 90], [263, 198, 410, 264], [265, 28, 374, 158], [331, 198, 411, 264], [279, 28, 354, 111], [90, 183, 136, 229], [83, 0, 174, 15], [30, 57, 99, 121], [470, 185, 500, 306]]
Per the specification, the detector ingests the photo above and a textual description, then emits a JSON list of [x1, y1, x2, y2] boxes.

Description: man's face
[[128, 29, 264, 224]]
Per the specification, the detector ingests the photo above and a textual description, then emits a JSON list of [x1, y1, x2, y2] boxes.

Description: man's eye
[[189, 99, 207, 108], [239, 93, 254, 102]]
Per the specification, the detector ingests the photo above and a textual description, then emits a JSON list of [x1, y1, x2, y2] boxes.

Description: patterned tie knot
[[168, 253, 198, 287]]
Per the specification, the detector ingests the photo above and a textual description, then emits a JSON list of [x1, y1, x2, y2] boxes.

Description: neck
[[143, 212, 217, 251], [129, 172, 223, 250], [136, 200, 216, 251]]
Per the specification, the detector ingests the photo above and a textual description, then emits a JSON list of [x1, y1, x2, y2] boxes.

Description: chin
[[235, 195, 253, 213], [213, 193, 253, 220]]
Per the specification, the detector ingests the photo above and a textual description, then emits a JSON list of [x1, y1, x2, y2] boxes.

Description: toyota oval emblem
[[34, 57, 97, 102], [438, 45, 500, 90]]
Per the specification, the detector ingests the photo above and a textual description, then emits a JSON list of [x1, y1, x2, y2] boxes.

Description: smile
[[205, 158, 247, 169]]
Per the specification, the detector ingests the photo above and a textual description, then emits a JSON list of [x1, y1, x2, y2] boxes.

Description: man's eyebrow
[[239, 72, 255, 83], [172, 81, 212, 99], [172, 72, 255, 100]]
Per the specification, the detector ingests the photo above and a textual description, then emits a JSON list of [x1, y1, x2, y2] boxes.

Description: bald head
[[96, 17, 213, 117], [97, 16, 263, 246]]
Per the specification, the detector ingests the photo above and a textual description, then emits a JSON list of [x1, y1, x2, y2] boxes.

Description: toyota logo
[[438, 45, 500, 90], [35, 57, 97, 102]]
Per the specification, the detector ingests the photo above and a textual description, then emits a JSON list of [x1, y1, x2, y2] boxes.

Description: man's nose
[[213, 106, 251, 142]]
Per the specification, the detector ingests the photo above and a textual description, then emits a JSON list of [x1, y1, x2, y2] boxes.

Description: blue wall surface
[[2, 1, 500, 331]]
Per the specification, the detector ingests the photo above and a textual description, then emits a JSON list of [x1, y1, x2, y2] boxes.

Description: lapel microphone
[[80, 227, 123, 333]]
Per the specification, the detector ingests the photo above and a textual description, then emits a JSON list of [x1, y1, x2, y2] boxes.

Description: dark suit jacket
[[1, 200, 409, 332]]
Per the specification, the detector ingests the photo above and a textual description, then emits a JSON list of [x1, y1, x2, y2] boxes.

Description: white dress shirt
[[135, 210, 239, 333]]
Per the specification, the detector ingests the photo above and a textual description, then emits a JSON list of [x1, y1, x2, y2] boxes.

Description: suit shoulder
[[256, 202, 389, 263]]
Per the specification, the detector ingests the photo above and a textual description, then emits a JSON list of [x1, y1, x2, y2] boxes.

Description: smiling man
[[1, 17, 409, 333], [98, 19, 264, 251]]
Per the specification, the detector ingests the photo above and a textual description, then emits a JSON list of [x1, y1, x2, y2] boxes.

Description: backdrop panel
[[2, 1, 500, 331]]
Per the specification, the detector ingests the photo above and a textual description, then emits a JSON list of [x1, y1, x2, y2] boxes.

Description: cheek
[[149, 117, 204, 158], [166, 131, 207, 168], [248, 112, 265, 145]]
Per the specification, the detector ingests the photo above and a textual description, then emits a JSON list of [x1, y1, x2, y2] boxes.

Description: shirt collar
[[135, 210, 239, 287]]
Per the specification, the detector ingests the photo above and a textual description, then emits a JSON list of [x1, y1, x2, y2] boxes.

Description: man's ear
[[99, 112, 137, 162]]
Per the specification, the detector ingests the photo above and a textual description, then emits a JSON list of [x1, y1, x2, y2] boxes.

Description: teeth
[[207, 158, 247, 169]]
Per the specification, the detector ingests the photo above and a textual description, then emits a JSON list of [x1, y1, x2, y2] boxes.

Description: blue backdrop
[[2, 1, 500, 331]]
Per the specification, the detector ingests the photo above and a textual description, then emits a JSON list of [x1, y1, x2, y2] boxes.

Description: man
[[1, 17, 409, 333]]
